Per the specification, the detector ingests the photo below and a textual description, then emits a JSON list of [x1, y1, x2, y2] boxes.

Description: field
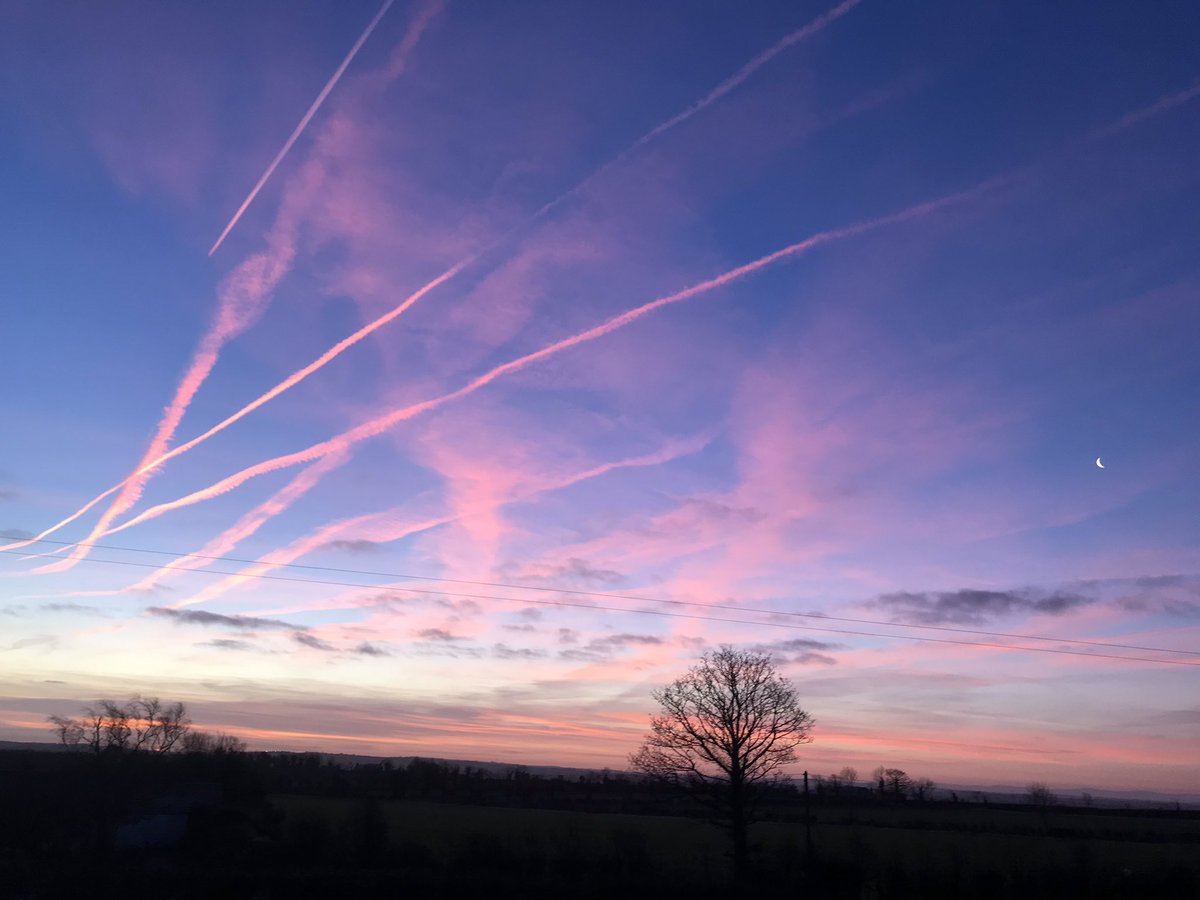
[[265, 794, 1200, 899], [2, 748, 1195, 898]]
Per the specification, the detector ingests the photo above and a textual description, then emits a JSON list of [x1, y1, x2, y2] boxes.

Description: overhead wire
[[2, 545, 1197, 668], [6, 536, 1198, 657]]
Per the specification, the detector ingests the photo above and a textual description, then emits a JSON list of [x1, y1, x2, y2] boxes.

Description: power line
[[6, 535, 1198, 658], [2, 547, 1197, 668]]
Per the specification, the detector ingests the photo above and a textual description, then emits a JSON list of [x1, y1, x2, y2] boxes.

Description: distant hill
[[936, 781, 1200, 809], [0, 740, 82, 753]]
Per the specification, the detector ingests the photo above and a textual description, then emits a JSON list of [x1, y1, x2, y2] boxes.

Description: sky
[[1, 0, 1198, 796]]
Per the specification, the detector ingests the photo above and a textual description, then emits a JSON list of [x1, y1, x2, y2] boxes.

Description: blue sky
[[1, 0, 1197, 793]]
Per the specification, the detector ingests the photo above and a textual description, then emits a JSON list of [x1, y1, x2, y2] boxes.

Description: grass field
[[268, 794, 1200, 899]]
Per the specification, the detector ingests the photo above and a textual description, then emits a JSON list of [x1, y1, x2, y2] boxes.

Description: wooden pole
[[803, 770, 813, 862]]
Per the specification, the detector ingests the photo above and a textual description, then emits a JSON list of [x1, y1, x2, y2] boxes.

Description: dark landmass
[[1, 741, 1197, 899]]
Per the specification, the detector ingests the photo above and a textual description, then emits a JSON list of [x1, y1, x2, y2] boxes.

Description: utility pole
[[803, 770, 813, 863]]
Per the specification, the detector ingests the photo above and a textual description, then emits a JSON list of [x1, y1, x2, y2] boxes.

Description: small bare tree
[[1026, 782, 1056, 808], [630, 646, 814, 879], [826, 765, 858, 794], [910, 777, 936, 802], [1026, 781, 1056, 830]]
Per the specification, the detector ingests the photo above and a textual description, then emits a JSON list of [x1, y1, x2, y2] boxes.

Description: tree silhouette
[[629, 646, 814, 880], [1026, 781, 1057, 829], [1026, 782, 1057, 808], [48, 696, 191, 754], [824, 765, 858, 794], [872, 766, 913, 800], [910, 776, 936, 802]]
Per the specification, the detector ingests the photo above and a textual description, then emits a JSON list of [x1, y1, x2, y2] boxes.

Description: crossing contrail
[[2, 0, 860, 563], [4, 4, 444, 568], [28, 234, 298, 575], [95, 180, 995, 540], [208, 0, 402, 257], [122, 450, 352, 595]]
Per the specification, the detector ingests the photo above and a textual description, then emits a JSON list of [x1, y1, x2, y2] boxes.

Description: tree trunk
[[731, 809, 748, 884], [730, 778, 749, 884]]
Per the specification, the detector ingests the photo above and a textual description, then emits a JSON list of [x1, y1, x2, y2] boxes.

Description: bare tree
[[1026, 781, 1056, 829], [144, 698, 190, 753], [910, 777, 936, 802], [629, 646, 815, 879], [824, 765, 858, 795], [878, 767, 912, 800], [48, 696, 191, 754], [1026, 781, 1057, 808], [48, 713, 86, 749]]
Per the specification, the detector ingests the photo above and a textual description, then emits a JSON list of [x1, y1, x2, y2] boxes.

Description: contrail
[[2, 244, 290, 562], [2, 0, 860, 561], [96, 181, 994, 541], [527, 0, 864, 222], [13, 11, 1193, 567], [1088, 79, 1200, 140], [168, 435, 712, 609], [3, 4, 444, 565], [123, 450, 351, 595], [208, 0, 399, 257], [618, 0, 864, 156], [7, 256, 465, 564], [28, 235, 298, 575]]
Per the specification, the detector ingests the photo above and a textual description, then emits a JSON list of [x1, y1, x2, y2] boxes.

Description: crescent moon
[[1096, 457, 1105, 468]]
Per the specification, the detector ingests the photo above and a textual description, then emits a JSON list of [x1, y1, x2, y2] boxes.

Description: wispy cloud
[[201, 638, 257, 652], [559, 632, 664, 663], [747, 637, 841, 666], [353, 641, 389, 657], [147, 606, 302, 631], [872, 588, 1090, 626], [416, 628, 464, 642], [292, 631, 335, 651], [5, 635, 56, 652], [40, 602, 104, 615], [157, 437, 706, 609], [324, 539, 383, 554], [515, 557, 625, 586], [492, 643, 546, 660]]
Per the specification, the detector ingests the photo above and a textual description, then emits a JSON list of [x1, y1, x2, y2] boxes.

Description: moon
[[1096, 457, 1105, 469]]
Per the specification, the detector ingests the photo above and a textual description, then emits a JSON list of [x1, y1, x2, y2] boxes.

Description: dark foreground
[[2, 749, 1196, 899]]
